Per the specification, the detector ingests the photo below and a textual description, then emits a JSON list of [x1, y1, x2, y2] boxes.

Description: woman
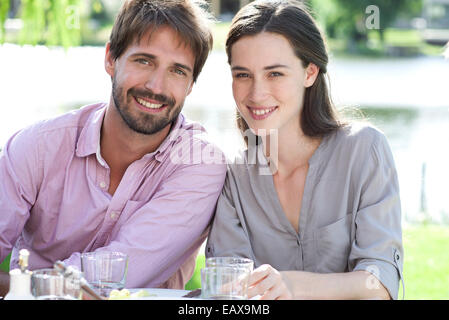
[[206, 0, 404, 300]]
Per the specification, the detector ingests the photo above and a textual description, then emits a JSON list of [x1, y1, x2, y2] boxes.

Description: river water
[[1, 44, 449, 223]]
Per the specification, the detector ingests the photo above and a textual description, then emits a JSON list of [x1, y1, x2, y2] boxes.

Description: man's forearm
[[0, 270, 10, 297], [281, 270, 391, 300]]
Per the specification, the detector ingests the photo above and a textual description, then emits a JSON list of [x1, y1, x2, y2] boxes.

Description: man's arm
[[0, 126, 41, 270], [63, 160, 227, 288]]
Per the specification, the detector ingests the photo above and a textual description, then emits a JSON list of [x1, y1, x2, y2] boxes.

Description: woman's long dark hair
[[226, 0, 345, 145]]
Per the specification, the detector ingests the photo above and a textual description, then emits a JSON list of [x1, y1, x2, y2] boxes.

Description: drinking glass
[[31, 269, 80, 300], [205, 257, 254, 273], [201, 266, 250, 300], [80, 251, 128, 297]]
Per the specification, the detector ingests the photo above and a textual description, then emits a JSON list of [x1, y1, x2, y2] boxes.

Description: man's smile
[[134, 96, 168, 113]]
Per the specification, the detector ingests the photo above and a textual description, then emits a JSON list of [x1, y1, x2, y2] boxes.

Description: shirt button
[[110, 212, 119, 220], [100, 182, 107, 189]]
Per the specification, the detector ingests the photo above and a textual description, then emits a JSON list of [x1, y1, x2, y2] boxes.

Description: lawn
[[185, 224, 449, 300], [401, 224, 449, 299]]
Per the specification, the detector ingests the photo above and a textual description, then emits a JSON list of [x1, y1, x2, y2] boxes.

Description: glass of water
[[205, 257, 254, 273], [31, 269, 80, 300], [201, 266, 250, 300], [80, 251, 128, 297]]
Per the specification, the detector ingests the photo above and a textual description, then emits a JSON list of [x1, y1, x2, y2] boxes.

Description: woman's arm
[[206, 168, 255, 260], [281, 269, 390, 300], [248, 265, 390, 300]]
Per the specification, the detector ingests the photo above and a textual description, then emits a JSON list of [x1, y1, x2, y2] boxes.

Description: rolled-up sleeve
[[349, 133, 404, 300]]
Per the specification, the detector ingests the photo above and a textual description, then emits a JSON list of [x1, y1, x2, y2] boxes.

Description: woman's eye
[[234, 73, 249, 78], [269, 71, 283, 77], [136, 58, 149, 65]]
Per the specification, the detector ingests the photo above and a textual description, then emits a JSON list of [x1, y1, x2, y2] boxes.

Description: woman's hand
[[247, 264, 293, 300]]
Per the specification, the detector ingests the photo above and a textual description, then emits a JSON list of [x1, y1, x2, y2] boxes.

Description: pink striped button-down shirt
[[0, 103, 227, 289]]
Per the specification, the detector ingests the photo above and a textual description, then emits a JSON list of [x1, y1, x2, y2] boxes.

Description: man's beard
[[112, 78, 182, 135]]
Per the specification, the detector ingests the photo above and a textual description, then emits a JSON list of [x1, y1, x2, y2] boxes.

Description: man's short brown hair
[[109, 0, 214, 82]]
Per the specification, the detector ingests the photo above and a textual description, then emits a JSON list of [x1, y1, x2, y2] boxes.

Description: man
[[0, 0, 226, 296]]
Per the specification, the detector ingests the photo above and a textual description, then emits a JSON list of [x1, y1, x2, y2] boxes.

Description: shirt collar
[[75, 104, 186, 163], [75, 103, 107, 158]]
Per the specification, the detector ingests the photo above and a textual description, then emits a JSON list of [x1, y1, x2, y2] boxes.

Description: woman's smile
[[247, 105, 278, 120]]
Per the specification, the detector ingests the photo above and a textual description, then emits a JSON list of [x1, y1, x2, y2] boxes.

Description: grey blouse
[[206, 124, 404, 299]]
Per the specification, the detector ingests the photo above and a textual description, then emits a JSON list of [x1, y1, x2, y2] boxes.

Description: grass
[[184, 253, 205, 291], [184, 224, 449, 300], [372, 28, 444, 56], [0, 253, 10, 273], [401, 224, 449, 299]]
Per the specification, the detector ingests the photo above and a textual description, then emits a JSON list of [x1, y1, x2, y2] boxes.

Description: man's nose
[[144, 69, 167, 94]]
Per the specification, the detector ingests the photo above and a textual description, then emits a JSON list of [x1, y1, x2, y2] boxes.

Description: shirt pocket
[[314, 213, 353, 273]]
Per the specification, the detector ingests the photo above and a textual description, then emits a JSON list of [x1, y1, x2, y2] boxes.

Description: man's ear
[[304, 63, 320, 88], [105, 42, 115, 77]]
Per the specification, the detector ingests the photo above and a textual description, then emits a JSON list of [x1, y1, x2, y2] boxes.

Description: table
[[126, 288, 198, 300]]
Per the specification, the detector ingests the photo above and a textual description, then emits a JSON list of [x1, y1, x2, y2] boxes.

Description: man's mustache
[[129, 88, 176, 107]]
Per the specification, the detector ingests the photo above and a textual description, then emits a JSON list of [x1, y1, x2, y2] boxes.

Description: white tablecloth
[[128, 288, 197, 300]]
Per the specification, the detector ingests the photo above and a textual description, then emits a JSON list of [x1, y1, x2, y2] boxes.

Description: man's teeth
[[137, 97, 164, 109], [251, 107, 276, 116]]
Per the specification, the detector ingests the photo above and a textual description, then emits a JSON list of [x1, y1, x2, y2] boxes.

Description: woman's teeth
[[251, 107, 276, 116], [137, 97, 164, 109]]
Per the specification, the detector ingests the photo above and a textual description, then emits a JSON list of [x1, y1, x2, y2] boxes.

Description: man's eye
[[174, 68, 187, 76]]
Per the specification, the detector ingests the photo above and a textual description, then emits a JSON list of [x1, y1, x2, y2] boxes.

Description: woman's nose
[[248, 78, 269, 104]]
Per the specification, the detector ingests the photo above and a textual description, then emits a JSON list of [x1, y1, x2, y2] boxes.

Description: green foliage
[[45, 0, 82, 48], [308, 0, 342, 39], [0, 252, 11, 273], [1, 0, 82, 48], [89, 0, 109, 28], [19, 0, 46, 45], [184, 253, 205, 290], [308, 0, 423, 51], [0, 0, 9, 43]]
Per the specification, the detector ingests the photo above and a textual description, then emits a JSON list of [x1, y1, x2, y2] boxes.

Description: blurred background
[[0, 0, 448, 299]]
